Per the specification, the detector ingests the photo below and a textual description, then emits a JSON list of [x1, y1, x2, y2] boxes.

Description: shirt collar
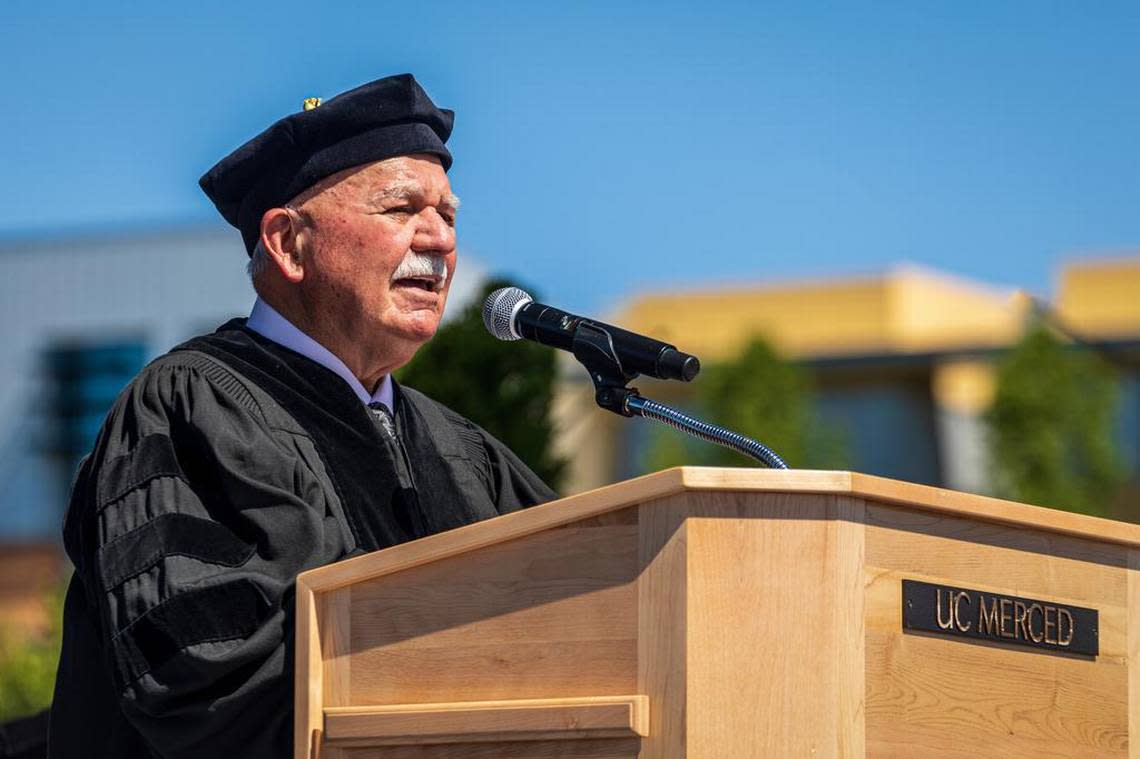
[[245, 297, 394, 411]]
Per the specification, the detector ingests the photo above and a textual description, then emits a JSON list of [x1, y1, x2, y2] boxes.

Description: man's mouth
[[393, 275, 444, 293]]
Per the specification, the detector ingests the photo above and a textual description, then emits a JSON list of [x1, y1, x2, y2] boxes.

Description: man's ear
[[260, 207, 306, 283]]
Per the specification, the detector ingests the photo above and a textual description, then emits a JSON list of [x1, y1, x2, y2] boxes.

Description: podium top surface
[[297, 467, 1140, 593]]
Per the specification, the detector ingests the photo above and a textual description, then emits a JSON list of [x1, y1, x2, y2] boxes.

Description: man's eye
[[384, 206, 413, 215]]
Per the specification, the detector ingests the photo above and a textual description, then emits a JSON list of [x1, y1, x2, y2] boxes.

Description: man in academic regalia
[[48, 74, 557, 759]]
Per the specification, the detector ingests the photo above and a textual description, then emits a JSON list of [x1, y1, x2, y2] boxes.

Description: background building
[[553, 256, 1140, 524]]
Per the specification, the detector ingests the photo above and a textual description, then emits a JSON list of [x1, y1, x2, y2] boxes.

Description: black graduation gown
[[48, 320, 556, 759]]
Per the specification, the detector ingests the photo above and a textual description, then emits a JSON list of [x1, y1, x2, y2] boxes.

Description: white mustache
[[391, 253, 448, 282]]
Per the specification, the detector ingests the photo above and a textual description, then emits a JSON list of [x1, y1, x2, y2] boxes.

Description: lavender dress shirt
[[245, 297, 394, 412]]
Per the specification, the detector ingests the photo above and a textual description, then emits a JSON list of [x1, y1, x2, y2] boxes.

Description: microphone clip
[[572, 322, 639, 417]]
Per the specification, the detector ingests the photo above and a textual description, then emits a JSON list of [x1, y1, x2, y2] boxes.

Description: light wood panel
[[345, 520, 639, 706], [321, 589, 352, 707], [864, 503, 1127, 605], [300, 470, 691, 593], [833, 496, 867, 758], [338, 737, 641, 758], [684, 492, 866, 757], [324, 695, 648, 746], [318, 589, 354, 759], [863, 500, 1131, 757], [1129, 548, 1140, 759], [864, 628, 1127, 756], [678, 468, 1140, 549], [296, 580, 324, 759], [636, 494, 689, 759]]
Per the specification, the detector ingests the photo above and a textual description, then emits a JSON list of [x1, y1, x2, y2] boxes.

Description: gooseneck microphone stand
[[572, 322, 788, 470]]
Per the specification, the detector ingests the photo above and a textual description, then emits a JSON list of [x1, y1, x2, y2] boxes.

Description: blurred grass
[[0, 585, 62, 722]]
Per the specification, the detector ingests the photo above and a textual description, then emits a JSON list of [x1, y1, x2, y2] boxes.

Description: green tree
[[398, 278, 566, 489], [0, 586, 63, 722], [644, 336, 847, 471], [987, 324, 1123, 516]]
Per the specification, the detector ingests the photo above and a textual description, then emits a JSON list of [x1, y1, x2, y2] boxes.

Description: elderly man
[[49, 74, 556, 758]]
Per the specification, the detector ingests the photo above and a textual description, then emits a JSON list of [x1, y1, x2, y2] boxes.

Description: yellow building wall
[[611, 277, 890, 362], [610, 266, 1025, 363], [1056, 256, 1140, 338], [885, 268, 1025, 354]]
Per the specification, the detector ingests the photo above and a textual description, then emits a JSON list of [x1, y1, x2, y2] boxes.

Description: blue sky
[[3, 1, 1138, 313]]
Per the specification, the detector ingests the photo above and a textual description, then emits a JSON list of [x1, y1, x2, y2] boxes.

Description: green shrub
[[987, 325, 1124, 515], [644, 336, 847, 471], [398, 278, 567, 489]]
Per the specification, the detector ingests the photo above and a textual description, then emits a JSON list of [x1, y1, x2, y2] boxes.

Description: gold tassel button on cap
[[302, 97, 322, 111]]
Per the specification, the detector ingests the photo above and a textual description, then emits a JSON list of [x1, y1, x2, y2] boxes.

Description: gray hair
[[247, 239, 272, 281]]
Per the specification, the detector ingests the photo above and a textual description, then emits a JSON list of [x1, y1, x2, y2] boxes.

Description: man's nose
[[412, 209, 455, 252]]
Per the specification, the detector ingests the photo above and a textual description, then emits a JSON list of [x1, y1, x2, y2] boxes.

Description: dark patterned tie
[[367, 401, 397, 439], [368, 400, 422, 534]]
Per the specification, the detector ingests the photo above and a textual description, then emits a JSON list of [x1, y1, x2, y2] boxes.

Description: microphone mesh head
[[482, 286, 532, 341]]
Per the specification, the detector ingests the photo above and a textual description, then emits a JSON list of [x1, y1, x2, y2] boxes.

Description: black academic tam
[[199, 73, 454, 255]]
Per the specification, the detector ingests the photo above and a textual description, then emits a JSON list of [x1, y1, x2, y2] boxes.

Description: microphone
[[482, 287, 700, 382]]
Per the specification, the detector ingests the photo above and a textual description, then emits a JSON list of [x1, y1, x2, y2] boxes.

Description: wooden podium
[[294, 468, 1140, 758]]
